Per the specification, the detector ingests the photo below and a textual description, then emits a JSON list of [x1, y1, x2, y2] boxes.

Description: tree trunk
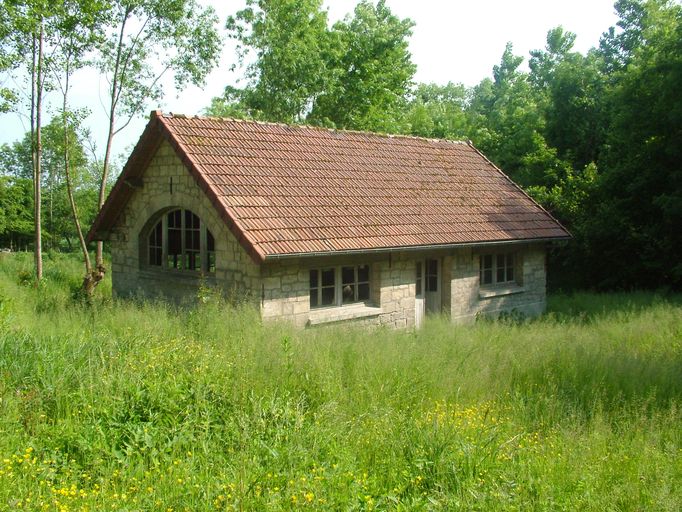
[[96, 13, 128, 272], [60, 53, 105, 296], [32, 23, 44, 282]]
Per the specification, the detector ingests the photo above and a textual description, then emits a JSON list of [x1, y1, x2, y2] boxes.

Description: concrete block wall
[[109, 140, 260, 303]]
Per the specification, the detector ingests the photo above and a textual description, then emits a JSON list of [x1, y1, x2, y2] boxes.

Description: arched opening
[[143, 208, 215, 273]]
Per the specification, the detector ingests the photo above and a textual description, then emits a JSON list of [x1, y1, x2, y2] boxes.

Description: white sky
[[0, 0, 618, 163]]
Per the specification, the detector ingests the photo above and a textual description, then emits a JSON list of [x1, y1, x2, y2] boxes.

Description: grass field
[[0, 252, 680, 511]]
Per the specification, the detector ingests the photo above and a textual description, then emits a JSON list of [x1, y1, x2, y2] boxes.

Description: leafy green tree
[[216, 0, 416, 132], [0, 2, 18, 113], [599, 0, 651, 73], [530, 27, 608, 170], [405, 82, 470, 139], [468, 43, 547, 181], [585, 0, 682, 289], [1, 0, 66, 279], [223, 0, 333, 122], [308, 0, 416, 132], [0, 118, 96, 251], [529, 26, 577, 89], [49, 0, 109, 290], [0, 139, 32, 179], [0, 176, 33, 249], [204, 86, 252, 119]]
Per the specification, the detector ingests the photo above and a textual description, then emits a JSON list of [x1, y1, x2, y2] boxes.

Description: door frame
[[415, 257, 441, 327]]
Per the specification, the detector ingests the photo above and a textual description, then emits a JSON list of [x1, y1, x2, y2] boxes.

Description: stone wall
[[109, 140, 260, 303], [260, 244, 547, 329], [260, 253, 416, 329], [450, 244, 546, 323]]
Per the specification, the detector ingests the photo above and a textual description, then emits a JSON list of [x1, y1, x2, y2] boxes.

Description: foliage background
[[1, 0, 680, 291]]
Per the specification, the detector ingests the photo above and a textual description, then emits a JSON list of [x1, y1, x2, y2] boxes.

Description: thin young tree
[[3, 1, 59, 281], [52, 1, 107, 293], [93, 0, 222, 285]]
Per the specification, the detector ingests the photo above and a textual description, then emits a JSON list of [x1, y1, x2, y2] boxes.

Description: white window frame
[[309, 264, 371, 309], [480, 252, 516, 286], [145, 208, 216, 274]]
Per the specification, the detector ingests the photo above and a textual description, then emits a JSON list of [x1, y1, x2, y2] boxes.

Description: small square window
[[358, 282, 370, 301], [480, 252, 517, 286], [321, 269, 335, 287], [342, 266, 355, 285]]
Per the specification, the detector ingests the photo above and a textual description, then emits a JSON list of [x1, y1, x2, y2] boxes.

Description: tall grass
[[0, 252, 680, 510]]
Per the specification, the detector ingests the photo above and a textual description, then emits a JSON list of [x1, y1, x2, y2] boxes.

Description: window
[[426, 259, 438, 292], [146, 209, 216, 273], [310, 265, 371, 308], [480, 252, 515, 286]]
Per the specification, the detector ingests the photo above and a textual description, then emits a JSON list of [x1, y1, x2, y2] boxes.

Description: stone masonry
[[109, 140, 260, 303]]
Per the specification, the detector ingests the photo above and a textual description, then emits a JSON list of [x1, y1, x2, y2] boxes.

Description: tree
[[0, 2, 17, 113], [308, 0, 416, 132], [530, 27, 608, 170], [93, 0, 222, 284], [599, 0, 651, 73], [49, 0, 110, 290], [404, 82, 470, 140], [1, 0, 64, 280], [585, 0, 682, 289], [222, 0, 333, 122], [528, 26, 577, 89], [468, 43, 547, 182], [215, 0, 416, 132], [0, 176, 33, 250], [0, 118, 97, 251]]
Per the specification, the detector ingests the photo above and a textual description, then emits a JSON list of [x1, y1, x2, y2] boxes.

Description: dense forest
[[1, 0, 680, 291]]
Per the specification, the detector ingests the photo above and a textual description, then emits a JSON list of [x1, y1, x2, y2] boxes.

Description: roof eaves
[[86, 111, 165, 243], [261, 235, 572, 261]]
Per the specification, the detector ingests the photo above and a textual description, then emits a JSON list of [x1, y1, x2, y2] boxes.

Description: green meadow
[[0, 252, 680, 511]]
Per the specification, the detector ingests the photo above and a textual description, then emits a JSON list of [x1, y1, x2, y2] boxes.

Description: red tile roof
[[89, 111, 570, 262]]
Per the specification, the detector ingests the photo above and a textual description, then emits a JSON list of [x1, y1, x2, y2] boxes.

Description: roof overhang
[[261, 236, 571, 261]]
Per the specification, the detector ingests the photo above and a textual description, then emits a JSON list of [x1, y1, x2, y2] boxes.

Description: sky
[[0, 0, 619, 163]]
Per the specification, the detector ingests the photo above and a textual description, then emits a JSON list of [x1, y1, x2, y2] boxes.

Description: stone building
[[88, 111, 570, 328]]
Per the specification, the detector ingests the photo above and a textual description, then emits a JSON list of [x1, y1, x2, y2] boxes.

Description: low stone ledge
[[307, 304, 383, 326], [478, 284, 526, 299], [138, 268, 218, 286]]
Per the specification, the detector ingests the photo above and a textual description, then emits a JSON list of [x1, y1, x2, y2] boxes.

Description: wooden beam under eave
[[124, 177, 144, 189]]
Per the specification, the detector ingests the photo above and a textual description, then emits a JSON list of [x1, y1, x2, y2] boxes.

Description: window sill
[[308, 303, 383, 326], [479, 284, 525, 299]]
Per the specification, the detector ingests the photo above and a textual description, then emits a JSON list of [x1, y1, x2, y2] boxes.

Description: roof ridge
[[158, 110, 470, 146]]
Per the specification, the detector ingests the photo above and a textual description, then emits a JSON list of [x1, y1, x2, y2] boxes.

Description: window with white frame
[[145, 209, 216, 273], [480, 252, 515, 286], [309, 264, 370, 308]]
